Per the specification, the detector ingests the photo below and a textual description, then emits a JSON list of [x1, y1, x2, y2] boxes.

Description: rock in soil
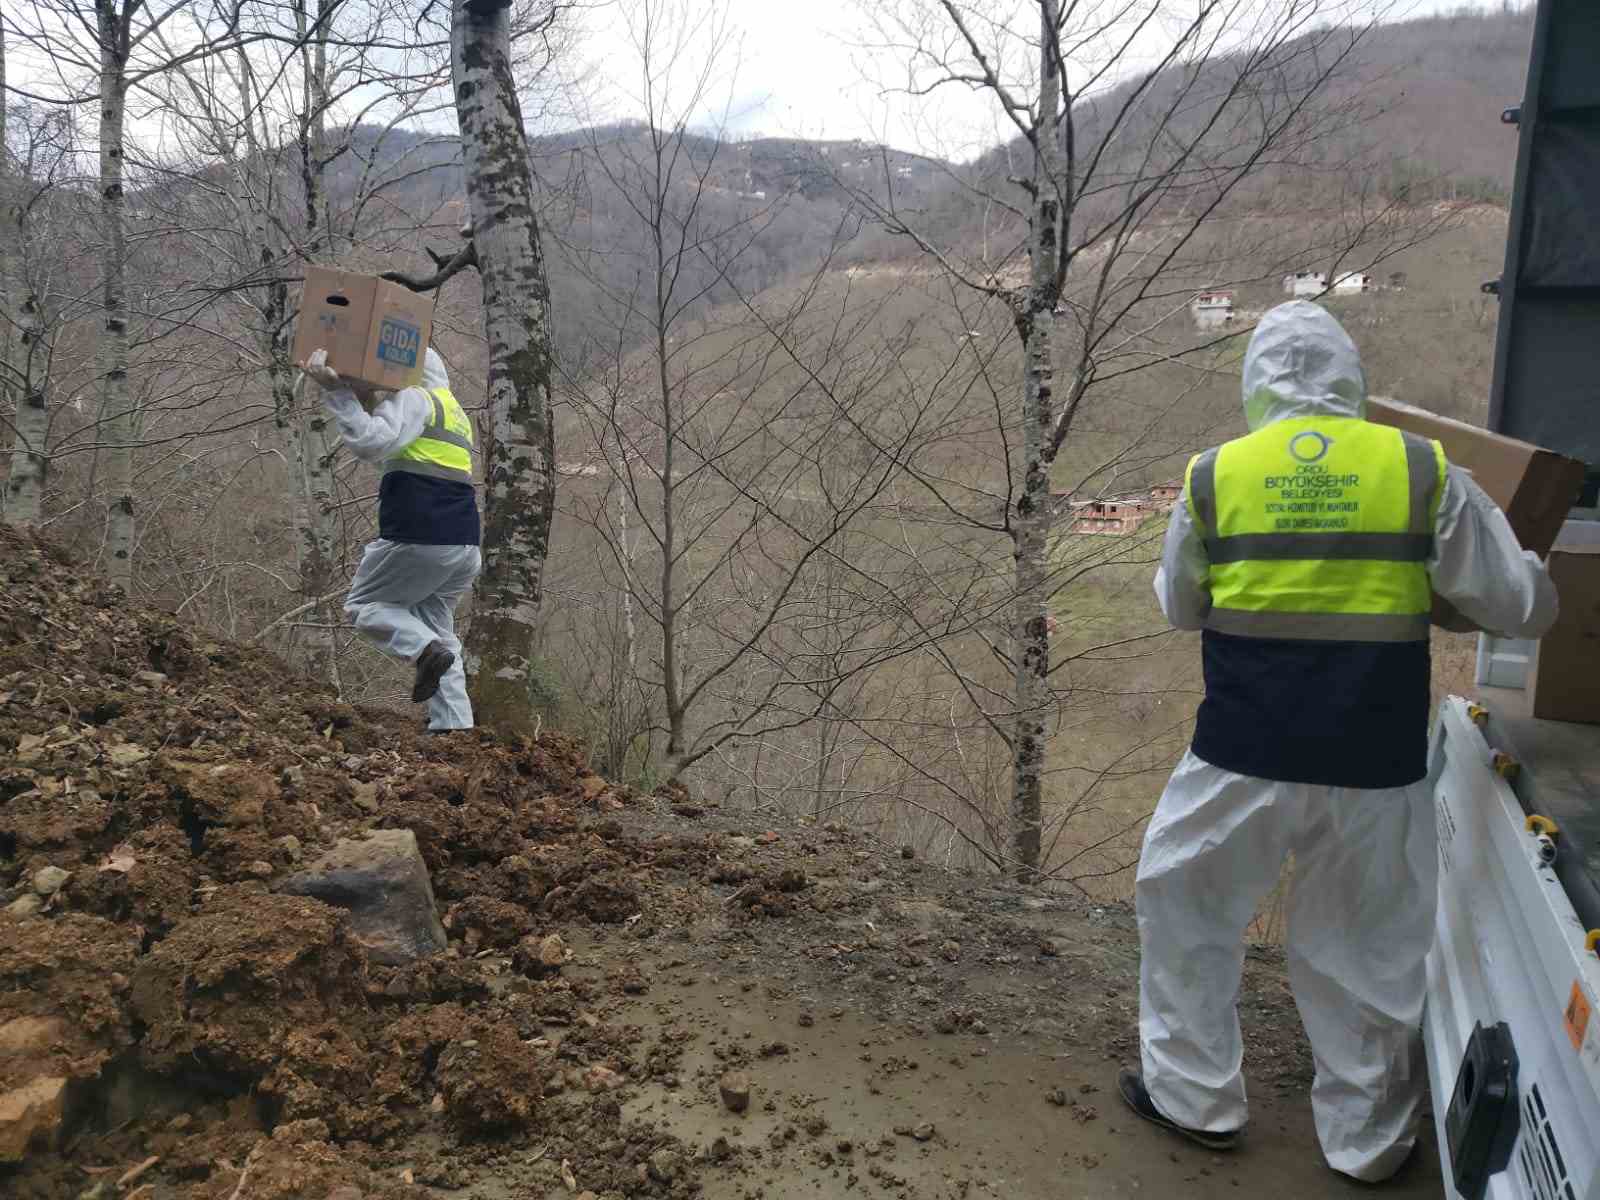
[[512, 932, 569, 977], [278, 829, 448, 966], [0, 913, 140, 1163], [719, 1070, 752, 1113], [30, 866, 70, 896], [4, 895, 43, 918], [0, 1075, 67, 1163]]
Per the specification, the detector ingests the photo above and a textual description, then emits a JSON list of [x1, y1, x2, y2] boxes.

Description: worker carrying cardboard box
[[298, 344, 480, 733], [1120, 301, 1559, 1180]]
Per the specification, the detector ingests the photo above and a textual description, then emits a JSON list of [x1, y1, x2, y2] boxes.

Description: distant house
[[1283, 270, 1326, 298], [1149, 481, 1183, 511], [1051, 479, 1185, 534], [1065, 496, 1154, 536], [1333, 271, 1374, 294], [1191, 290, 1235, 330]]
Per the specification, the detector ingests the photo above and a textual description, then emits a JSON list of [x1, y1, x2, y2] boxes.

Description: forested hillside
[[0, 3, 1534, 884]]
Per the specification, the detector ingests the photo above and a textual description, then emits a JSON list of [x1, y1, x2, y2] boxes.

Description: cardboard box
[[292, 266, 434, 391], [1367, 396, 1585, 555], [1366, 396, 1587, 632], [1530, 522, 1600, 724]]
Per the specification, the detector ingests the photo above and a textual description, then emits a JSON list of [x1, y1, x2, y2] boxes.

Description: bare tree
[[852, 0, 1428, 876], [0, 102, 77, 526], [5, 0, 253, 584], [448, 0, 561, 733]]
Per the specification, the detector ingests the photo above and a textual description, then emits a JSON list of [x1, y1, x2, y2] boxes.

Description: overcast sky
[[574, 0, 1518, 156], [0, 0, 1523, 162]]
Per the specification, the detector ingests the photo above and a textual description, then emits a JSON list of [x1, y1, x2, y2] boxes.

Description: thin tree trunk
[[616, 471, 637, 676], [657, 268, 685, 779], [291, 0, 340, 689], [1009, 0, 1065, 879], [3, 289, 46, 526], [0, 19, 12, 467], [98, 4, 134, 589], [813, 721, 832, 819], [453, 0, 559, 733], [274, 341, 340, 686], [0, 22, 47, 528]]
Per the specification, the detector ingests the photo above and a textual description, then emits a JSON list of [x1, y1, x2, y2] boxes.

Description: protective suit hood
[[421, 347, 450, 392], [1241, 301, 1365, 431]]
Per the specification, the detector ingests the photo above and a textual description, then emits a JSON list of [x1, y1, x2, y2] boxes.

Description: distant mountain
[[148, 6, 1533, 369]]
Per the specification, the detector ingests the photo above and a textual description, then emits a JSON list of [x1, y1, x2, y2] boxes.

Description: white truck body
[[1424, 695, 1600, 1200]]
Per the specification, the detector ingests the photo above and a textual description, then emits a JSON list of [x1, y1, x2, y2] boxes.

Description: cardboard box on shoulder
[[1530, 522, 1600, 725], [291, 266, 434, 391], [1366, 396, 1586, 633]]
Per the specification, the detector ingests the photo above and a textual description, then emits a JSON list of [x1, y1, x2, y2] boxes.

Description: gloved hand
[[297, 348, 344, 392]]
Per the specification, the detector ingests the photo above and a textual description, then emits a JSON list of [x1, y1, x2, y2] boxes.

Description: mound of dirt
[[0, 521, 1363, 1200], [0, 526, 689, 1197], [131, 890, 369, 1083]]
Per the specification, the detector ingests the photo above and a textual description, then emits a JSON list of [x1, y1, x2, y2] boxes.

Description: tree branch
[[380, 241, 479, 293]]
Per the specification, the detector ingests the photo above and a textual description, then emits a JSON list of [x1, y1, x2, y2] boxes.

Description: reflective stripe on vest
[[385, 387, 474, 484], [1184, 416, 1445, 643]]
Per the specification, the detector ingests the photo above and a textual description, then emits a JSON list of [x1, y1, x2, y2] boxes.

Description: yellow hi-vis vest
[[385, 387, 474, 484], [1185, 416, 1446, 643]]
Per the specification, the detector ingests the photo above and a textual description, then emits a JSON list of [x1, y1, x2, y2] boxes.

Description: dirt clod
[[437, 1020, 544, 1135], [131, 891, 368, 1081]]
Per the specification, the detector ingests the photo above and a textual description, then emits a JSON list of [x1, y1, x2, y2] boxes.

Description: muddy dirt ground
[[1, 527, 1444, 1198]]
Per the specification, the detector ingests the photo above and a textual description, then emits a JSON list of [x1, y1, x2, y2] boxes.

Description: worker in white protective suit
[[299, 346, 481, 731], [1121, 301, 1559, 1180]]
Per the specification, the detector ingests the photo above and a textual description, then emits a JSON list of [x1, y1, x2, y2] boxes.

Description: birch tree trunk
[[0, 24, 47, 527], [0, 17, 12, 473], [290, 0, 341, 689], [452, 0, 559, 732], [3, 289, 46, 526], [98, 2, 135, 589], [1008, 0, 1065, 878]]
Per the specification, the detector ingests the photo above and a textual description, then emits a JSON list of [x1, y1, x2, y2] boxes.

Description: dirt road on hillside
[[1, 525, 1444, 1199]]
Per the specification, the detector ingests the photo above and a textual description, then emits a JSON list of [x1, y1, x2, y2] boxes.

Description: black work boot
[[411, 640, 455, 703], [1117, 1067, 1241, 1151]]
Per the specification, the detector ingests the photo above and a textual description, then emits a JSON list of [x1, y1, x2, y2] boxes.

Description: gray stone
[[32, 867, 70, 896], [277, 829, 446, 965], [648, 1148, 682, 1183], [5, 895, 43, 918]]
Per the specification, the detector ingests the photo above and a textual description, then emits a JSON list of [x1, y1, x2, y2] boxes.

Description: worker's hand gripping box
[[1366, 396, 1586, 632], [291, 266, 434, 391]]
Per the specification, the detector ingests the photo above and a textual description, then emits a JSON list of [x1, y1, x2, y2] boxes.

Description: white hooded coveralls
[[1138, 301, 1558, 1181], [321, 349, 481, 731]]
